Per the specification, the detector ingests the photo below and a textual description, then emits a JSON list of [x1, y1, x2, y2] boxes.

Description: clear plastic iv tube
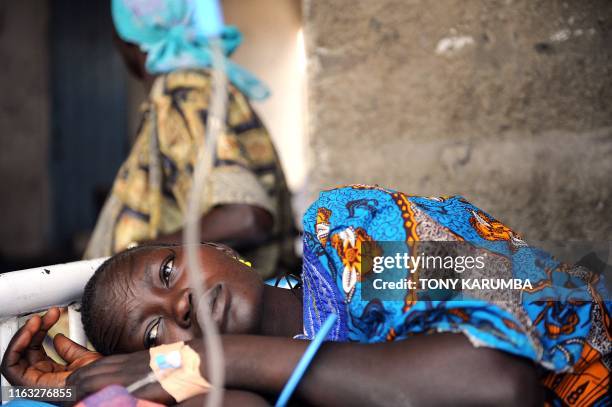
[[183, 3, 229, 405]]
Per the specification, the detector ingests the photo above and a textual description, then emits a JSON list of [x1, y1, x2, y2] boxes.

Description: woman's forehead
[[121, 245, 232, 287]]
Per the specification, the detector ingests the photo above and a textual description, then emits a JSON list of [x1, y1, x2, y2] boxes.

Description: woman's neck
[[259, 285, 303, 338]]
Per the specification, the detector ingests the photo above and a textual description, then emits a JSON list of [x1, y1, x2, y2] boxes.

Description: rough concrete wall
[[304, 0, 612, 240], [224, 0, 306, 191], [0, 0, 50, 257]]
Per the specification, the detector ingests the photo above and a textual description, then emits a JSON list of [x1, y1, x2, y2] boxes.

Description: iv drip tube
[[183, 1, 228, 406]]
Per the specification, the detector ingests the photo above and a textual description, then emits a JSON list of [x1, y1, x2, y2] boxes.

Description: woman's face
[[105, 245, 264, 353]]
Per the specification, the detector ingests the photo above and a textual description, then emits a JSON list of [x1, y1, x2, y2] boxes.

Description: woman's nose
[[172, 288, 193, 329]]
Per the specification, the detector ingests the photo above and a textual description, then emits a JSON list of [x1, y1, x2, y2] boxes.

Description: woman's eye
[[144, 319, 161, 349], [160, 256, 175, 287]]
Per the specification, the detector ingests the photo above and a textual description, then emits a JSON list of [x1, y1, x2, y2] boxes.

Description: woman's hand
[[1, 307, 171, 403], [1, 307, 102, 387], [65, 351, 173, 404]]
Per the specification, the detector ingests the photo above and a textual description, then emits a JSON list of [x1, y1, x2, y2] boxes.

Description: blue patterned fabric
[[300, 185, 611, 406]]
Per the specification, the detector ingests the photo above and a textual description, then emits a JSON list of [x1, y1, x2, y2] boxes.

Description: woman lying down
[[2, 185, 610, 406]]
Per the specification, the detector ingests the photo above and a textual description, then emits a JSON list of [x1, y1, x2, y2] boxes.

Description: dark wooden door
[[50, 0, 128, 251]]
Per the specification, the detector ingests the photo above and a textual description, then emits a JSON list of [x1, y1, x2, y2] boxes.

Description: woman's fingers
[[53, 334, 101, 366], [1, 312, 76, 388], [2, 316, 40, 362], [29, 308, 60, 351], [1, 331, 30, 371], [7, 309, 60, 366], [24, 309, 61, 365], [41, 307, 61, 329], [0, 317, 39, 384]]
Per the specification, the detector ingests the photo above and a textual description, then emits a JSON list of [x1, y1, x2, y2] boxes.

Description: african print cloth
[[300, 185, 611, 406], [85, 69, 294, 278]]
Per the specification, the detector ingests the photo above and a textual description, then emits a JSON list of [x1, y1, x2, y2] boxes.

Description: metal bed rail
[[0, 258, 106, 397]]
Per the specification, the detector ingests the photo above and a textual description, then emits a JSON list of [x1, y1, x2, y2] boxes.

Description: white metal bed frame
[[0, 258, 107, 398]]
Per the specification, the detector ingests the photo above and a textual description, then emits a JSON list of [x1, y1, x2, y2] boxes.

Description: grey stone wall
[[0, 0, 50, 257], [304, 0, 612, 240]]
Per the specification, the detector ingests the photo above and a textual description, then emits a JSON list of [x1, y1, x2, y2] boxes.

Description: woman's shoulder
[[161, 69, 214, 92]]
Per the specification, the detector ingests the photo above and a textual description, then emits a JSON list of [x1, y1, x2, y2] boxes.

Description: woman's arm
[[178, 391, 268, 407], [59, 333, 542, 406], [217, 333, 543, 407], [148, 204, 273, 251]]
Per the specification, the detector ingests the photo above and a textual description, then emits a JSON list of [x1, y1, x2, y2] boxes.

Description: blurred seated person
[[85, 0, 296, 278]]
